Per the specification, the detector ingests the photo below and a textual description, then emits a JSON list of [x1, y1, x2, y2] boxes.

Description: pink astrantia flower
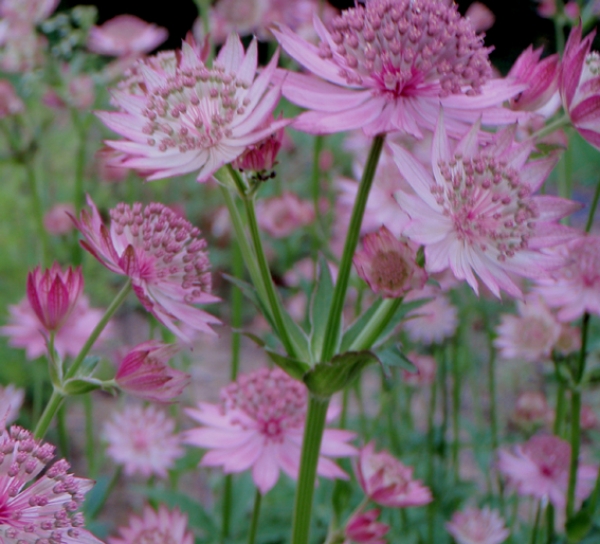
[[104, 404, 184, 478], [184, 367, 357, 494], [494, 295, 561, 362], [273, 0, 525, 137], [560, 25, 600, 149], [98, 33, 288, 182], [0, 384, 24, 424], [73, 197, 220, 343], [403, 285, 458, 345], [26, 263, 84, 332], [344, 509, 389, 544], [356, 442, 432, 508], [394, 113, 580, 298], [511, 391, 554, 431], [88, 15, 168, 57], [0, 425, 102, 544], [446, 507, 509, 544], [354, 226, 427, 298], [497, 434, 598, 509], [0, 293, 111, 360], [535, 235, 600, 322], [109, 505, 193, 544], [402, 353, 436, 387], [115, 341, 189, 402], [44, 203, 76, 235], [256, 192, 315, 238]]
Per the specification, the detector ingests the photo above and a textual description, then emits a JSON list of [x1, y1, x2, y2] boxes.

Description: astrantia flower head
[[445, 507, 509, 544], [98, 33, 288, 182], [109, 505, 193, 544], [511, 391, 553, 431], [274, 0, 524, 137], [403, 285, 458, 345], [497, 434, 597, 509], [394, 113, 581, 298], [0, 425, 102, 544], [354, 225, 427, 298], [184, 367, 357, 494], [355, 442, 432, 508], [256, 192, 315, 238], [344, 509, 389, 544], [104, 404, 184, 478], [73, 196, 220, 343]]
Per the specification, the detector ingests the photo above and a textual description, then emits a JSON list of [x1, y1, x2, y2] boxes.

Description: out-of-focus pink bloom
[[256, 192, 315, 238], [465, 2, 495, 33], [0, 294, 112, 360], [403, 285, 458, 345], [344, 509, 389, 544], [494, 296, 561, 362], [511, 391, 554, 430], [535, 235, 600, 321], [0, 0, 58, 23], [41, 88, 65, 109], [0, 21, 46, 72], [95, 147, 130, 182], [354, 226, 427, 298], [231, 118, 284, 175], [98, 33, 288, 183], [580, 405, 598, 430], [0, 425, 102, 543], [26, 264, 83, 332], [394, 114, 580, 298], [560, 25, 600, 149], [109, 505, 193, 544], [68, 75, 95, 110], [507, 46, 559, 112], [537, 0, 556, 18], [274, 0, 525, 137], [104, 404, 184, 478], [73, 197, 220, 343], [497, 434, 598, 509], [184, 368, 357, 494], [402, 353, 436, 387], [115, 341, 189, 402], [0, 384, 24, 424], [44, 203, 76, 235], [0, 79, 22, 117], [446, 507, 509, 544], [356, 442, 432, 508], [283, 257, 338, 287], [564, 2, 580, 20], [555, 324, 581, 355], [88, 15, 168, 57]]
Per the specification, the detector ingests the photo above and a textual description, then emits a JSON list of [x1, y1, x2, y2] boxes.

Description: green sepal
[[80, 355, 101, 375], [309, 255, 335, 361], [265, 350, 311, 381], [62, 377, 103, 395]]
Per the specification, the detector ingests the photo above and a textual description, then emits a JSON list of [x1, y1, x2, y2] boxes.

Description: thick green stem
[[247, 490, 262, 544], [348, 297, 402, 351], [84, 394, 96, 476], [311, 135, 324, 220], [56, 402, 69, 457], [451, 342, 461, 481], [546, 504, 554, 544], [320, 135, 385, 362], [291, 395, 330, 544], [553, 379, 566, 438], [34, 390, 64, 439], [530, 501, 542, 544], [221, 475, 232, 544]]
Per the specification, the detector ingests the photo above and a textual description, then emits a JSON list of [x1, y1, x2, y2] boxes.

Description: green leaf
[[377, 296, 432, 344], [341, 299, 383, 352], [331, 479, 353, 523], [566, 509, 593, 542], [280, 308, 313, 363], [309, 255, 335, 361], [80, 355, 101, 375], [238, 330, 266, 347], [62, 377, 102, 395], [265, 349, 311, 381], [373, 344, 416, 377], [222, 273, 266, 314], [304, 351, 378, 397]]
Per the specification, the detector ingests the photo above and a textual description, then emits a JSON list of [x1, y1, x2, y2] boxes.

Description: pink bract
[[97, 33, 288, 183], [184, 367, 357, 494], [109, 505, 193, 544], [88, 15, 168, 57], [73, 196, 220, 343], [256, 192, 315, 238], [394, 113, 580, 298], [344, 509, 389, 544], [273, 0, 525, 137], [445, 507, 509, 544], [355, 442, 432, 508]]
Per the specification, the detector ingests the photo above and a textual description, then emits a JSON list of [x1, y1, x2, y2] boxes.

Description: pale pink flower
[[465, 2, 495, 33], [497, 434, 598, 509], [98, 33, 288, 183], [115, 341, 189, 402], [446, 507, 509, 544], [0, 425, 102, 544], [256, 192, 315, 238], [0, 79, 22, 117], [26, 263, 83, 332], [88, 15, 168, 57], [494, 296, 561, 362], [402, 353, 436, 387], [104, 404, 184, 478], [354, 226, 427, 298], [403, 285, 458, 345], [535, 235, 600, 321], [184, 367, 357, 494], [73, 197, 220, 343], [109, 505, 192, 544], [511, 392, 553, 431], [344, 509, 389, 544], [44, 203, 76, 235], [274, 0, 525, 137], [0, 384, 24, 424], [560, 25, 600, 149], [355, 442, 432, 508], [0, 294, 111, 360], [394, 114, 580, 298]]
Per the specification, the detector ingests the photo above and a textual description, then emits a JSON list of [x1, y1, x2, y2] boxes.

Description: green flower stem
[[487, 331, 505, 508], [585, 178, 600, 232], [89, 466, 122, 520], [221, 476, 233, 544], [84, 394, 96, 477], [56, 402, 69, 457], [451, 341, 461, 481], [23, 159, 50, 266], [311, 135, 324, 221], [34, 390, 64, 439], [529, 501, 542, 544], [248, 489, 263, 544], [70, 111, 90, 265], [348, 297, 402, 351], [291, 394, 330, 544], [553, 379, 566, 438], [320, 135, 385, 362], [546, 504, 554, 544], [529, 114, 570, 143]]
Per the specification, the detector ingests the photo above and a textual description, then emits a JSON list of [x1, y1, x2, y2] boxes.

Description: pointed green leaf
[[265, 349, 311, 381], [341, 299, 383, 352], [309, 255, 335, 361], [63, 377, 103, 395], [373, 344, 416, 377], [377, 296, 432, 344]]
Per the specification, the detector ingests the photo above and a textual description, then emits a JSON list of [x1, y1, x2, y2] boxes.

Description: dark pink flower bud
[[26, 264, 83, 332], [232, 119, 285, 177], [344, 509, 389, 544], [508, 46, 559, 111], [115, 341, 190, 402]]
